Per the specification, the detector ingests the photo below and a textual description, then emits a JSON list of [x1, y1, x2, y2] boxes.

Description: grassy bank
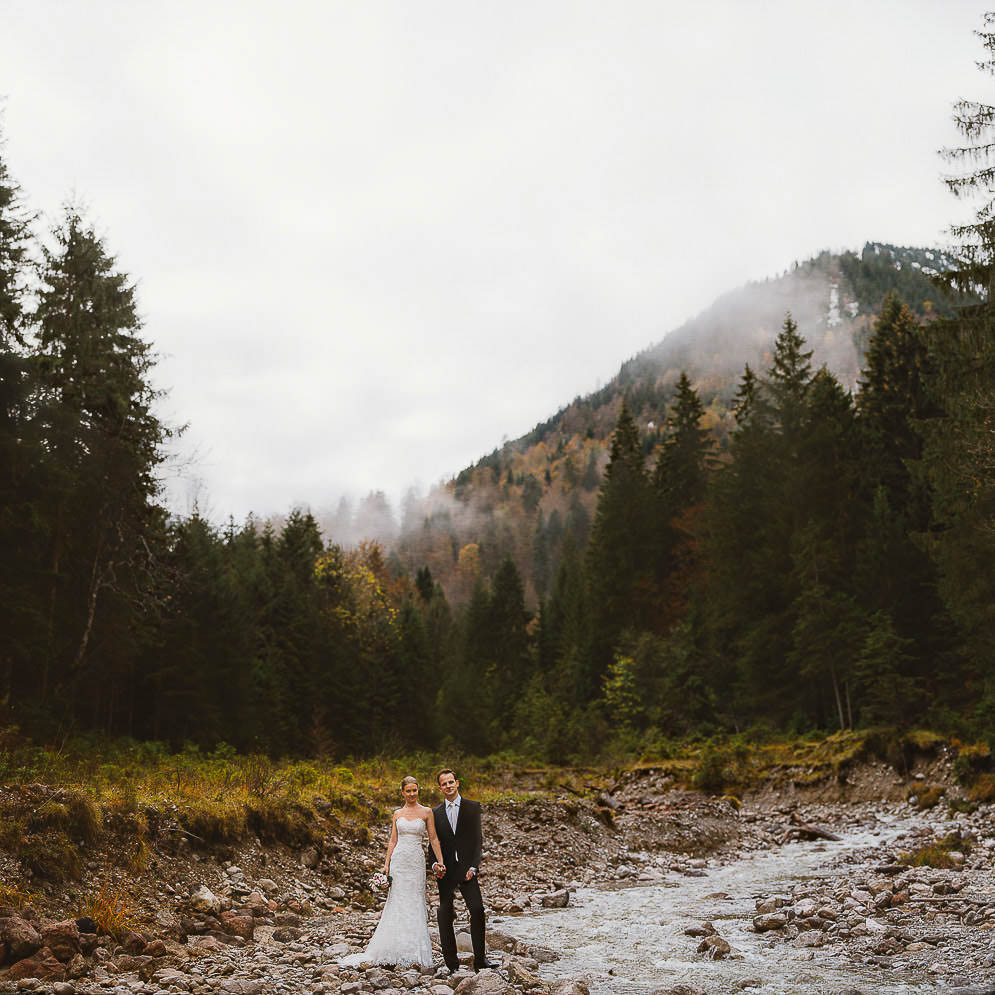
[[0, 725, 991, 879]]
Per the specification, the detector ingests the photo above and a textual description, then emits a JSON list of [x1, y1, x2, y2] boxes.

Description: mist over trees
[[2, 14, 994, 757]]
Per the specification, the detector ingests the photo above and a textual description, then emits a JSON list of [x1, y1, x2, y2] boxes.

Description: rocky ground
[[1, 751, 993, 994]]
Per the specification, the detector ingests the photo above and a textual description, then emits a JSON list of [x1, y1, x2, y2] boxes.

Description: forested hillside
[[346, 242, 963, 611], [2, 70, 994, 759]]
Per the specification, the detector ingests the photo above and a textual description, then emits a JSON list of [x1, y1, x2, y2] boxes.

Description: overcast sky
[[0, 1, 987, 522]]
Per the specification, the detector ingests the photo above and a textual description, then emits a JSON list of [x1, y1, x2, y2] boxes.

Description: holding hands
[[432, 861, 446, 879]]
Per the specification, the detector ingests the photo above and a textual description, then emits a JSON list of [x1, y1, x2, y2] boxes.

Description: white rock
[[189, 885, 221, 914]]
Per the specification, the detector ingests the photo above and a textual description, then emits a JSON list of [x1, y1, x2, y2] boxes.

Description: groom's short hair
[[437, 768, 457, 784]]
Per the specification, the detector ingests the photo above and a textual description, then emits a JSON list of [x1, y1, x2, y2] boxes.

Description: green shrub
[[18, 832, 81, 882], [900, 844, 957, 868], [246, 801, 321, 847], [179, 803, 245, 845], [907, 784, 945, 809], [692, 747, 729, 794], [968, 772, 995, 803], [64, 791, 102, 841]]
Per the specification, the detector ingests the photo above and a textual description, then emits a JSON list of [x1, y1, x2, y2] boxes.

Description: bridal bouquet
[[370, 871, 392, 891]]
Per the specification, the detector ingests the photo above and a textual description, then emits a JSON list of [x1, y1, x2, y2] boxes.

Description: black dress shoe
[[475, 961, 498, 972]]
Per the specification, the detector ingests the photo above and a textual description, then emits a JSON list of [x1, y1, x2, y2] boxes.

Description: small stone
[[697, 935, 731, 959], [189, 885, 221, 915], [454, 973, 512, 995], [794, 932, 823, 948], [753, 912, 789, 932], [220, 911, 255, 941], [67, 952, 87, 979], [486, 930, 517, 953], [188, 934, 222, 952], [549, 982, 589, 995], [366, 968, 392, 990], [506, 959, 543, 987], [223, 981, 266, 995], [539, 889, 569, 909]]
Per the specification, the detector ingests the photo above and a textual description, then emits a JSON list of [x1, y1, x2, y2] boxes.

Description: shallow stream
[[500, 815, 935, 994]]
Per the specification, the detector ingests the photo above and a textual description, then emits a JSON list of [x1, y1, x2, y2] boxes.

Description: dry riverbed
[[1, 756, 993, 995]]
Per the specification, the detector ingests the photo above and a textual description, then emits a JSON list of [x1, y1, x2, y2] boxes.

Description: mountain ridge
[[325, 242, 960, 606]]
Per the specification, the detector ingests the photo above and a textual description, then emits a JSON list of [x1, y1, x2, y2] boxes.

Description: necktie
[[447, 801, 457, 832]]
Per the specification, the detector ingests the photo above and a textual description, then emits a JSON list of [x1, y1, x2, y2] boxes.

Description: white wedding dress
[[341, 816, 434, 968]]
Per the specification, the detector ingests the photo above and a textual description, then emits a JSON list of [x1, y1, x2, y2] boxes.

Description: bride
[[341, 775, 445, 968]]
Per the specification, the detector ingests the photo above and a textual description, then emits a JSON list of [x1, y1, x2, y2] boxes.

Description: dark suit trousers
[[437, 874, 485, 969]]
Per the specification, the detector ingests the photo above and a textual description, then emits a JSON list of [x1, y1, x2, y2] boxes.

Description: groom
[[429, 769, 496, 973]]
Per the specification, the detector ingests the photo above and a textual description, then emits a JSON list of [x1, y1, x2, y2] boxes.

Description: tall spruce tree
[[703, 319, 819, 726], [858, 292, 933, 527], [585, 399, 655, 693], [0, 131, 40, 706], [653, 371, 712, 512], [939, 11, 995, 299], [923, 11, 995, 707], [765, 312, 813, 443], [31, 208, 169, 728]]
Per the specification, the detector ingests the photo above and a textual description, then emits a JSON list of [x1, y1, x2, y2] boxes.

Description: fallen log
[[873, 864, 906, 875], [779, 818, 842, 843]]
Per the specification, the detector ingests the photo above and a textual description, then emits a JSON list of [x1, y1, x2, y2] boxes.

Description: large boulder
[[7, 945, 67, 981], [41, 919, 81, 962], [0, 916, 43, 964]]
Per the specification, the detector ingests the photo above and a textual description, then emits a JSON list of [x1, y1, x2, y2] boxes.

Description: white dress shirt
[[446, 795, 461, 833]]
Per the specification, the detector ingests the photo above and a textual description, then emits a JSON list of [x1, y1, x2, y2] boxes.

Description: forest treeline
[[2, 29, 995, 758]]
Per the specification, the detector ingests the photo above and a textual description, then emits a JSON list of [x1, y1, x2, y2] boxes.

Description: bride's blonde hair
[[400, 775, 418, 790]]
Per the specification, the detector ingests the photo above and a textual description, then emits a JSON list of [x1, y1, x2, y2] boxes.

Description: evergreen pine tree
[[858, 292, 933, 527], [653, 371, 712, 511], [31, 207, 170, 726], [939, 11, 995, 299], [0, 129, 40, 706], [585, 399, 655, 692]]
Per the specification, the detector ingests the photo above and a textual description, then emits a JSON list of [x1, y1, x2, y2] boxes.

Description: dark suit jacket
[[429, 797, 483, 886]]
